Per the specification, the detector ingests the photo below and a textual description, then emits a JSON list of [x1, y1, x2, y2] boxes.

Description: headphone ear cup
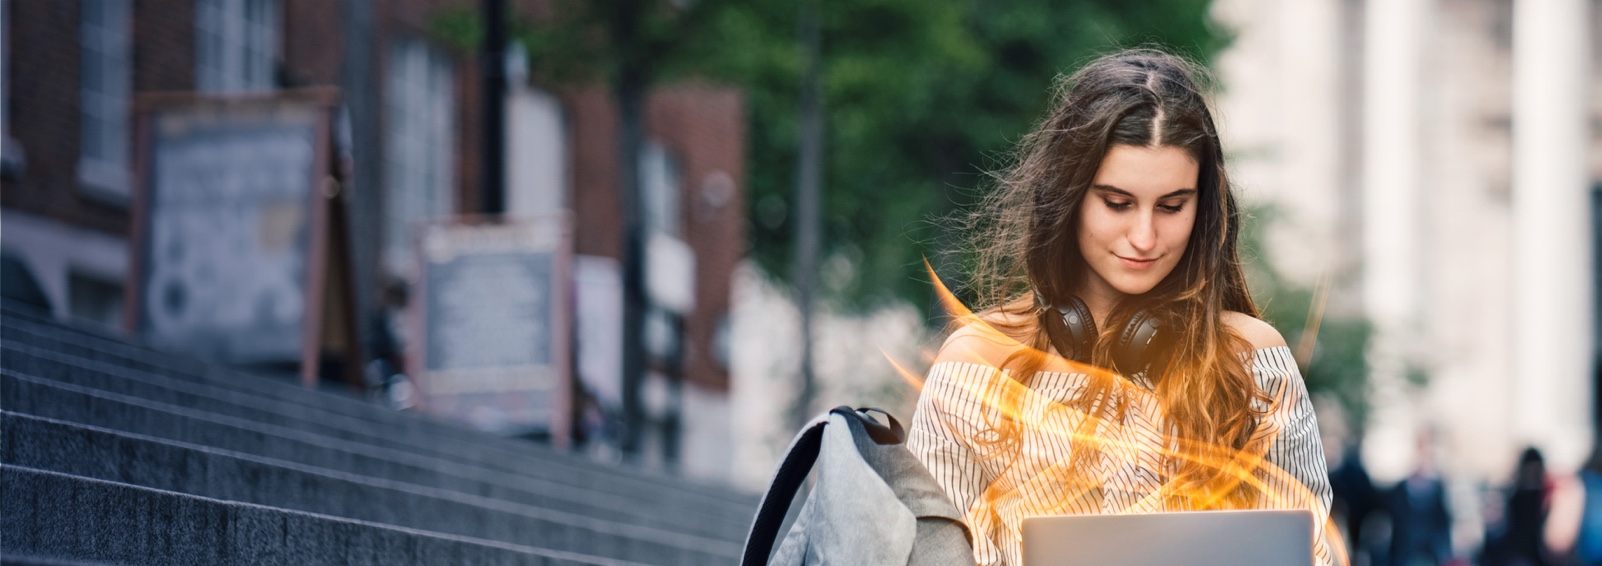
[[1056, 296, 1097, 363], [1112, 309, 1170, 375]]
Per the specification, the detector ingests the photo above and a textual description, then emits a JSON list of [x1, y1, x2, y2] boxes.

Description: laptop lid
[[1020, 509, 1314, 566]]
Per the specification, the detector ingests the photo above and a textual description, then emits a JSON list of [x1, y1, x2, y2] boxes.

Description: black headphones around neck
[[1036, 291, 1175, 378]]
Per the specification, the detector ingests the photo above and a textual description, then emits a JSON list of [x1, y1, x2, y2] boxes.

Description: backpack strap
[[741, 411, 829, 565], [851, 406, 905, 444], [742, 407, 901, 565]]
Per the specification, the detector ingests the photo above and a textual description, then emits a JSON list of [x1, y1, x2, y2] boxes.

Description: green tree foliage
[[696, 0, 1227, 312], [429, 0, 731, 83], [1241, 205, 1373, 431]]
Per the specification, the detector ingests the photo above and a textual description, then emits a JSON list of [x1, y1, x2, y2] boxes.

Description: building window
[[640, 141, 683, 237], [78, 0, 132, 198], [2, 0, 23, 181], [384, 39, 456, 275], [506, 85, 568, 217], [196, 0, 279, 93], [1, 0, 7, 132], [2, 0, 10, 137], [639, 141, 695, 313]]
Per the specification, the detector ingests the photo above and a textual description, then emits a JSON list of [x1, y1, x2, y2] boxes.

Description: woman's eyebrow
[[1091, 185, 1198, 199]]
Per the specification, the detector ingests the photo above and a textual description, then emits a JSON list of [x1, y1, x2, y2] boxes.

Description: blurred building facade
[[1215, 0, 1599, 486], [0, 0, 745, 482]]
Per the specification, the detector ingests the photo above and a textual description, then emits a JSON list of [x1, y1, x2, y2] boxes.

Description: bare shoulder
[[1221, 311, 1288, 350], [934, 316, 1031, 368]]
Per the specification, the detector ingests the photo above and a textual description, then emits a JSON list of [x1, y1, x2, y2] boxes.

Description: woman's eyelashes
[[1100, 198, 1187, 213]]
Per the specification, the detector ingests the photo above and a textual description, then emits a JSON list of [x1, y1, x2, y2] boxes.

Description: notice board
[[410, 216, 572, 440], [127, 89, 338, 381]]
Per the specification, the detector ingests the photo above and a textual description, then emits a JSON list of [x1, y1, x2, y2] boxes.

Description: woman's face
[[1076, 144, 1199, 303]]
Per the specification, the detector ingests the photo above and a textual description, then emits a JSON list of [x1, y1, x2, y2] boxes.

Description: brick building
[[0, 0, 745, 481]]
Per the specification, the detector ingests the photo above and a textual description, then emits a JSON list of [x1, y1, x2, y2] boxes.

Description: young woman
[[907, 49, 1334, 565]]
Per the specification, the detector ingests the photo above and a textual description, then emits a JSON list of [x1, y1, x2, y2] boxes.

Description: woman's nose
[[1127, 212, 1157, 252]]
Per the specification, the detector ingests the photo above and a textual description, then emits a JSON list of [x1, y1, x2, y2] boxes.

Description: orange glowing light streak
[[885, 265, 1350, 565], [914, 348, 1349, 564], [925, 257, 979, 323], [882, 348, 927, 391], [936, 361, 1303, 506], [1295, 269, 1333, 367]]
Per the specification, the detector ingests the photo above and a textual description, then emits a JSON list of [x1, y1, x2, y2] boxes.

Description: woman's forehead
[[1091, 145, 1199, 198]]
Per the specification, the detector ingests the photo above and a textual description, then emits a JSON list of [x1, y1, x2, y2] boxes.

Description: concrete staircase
[[1, 304, 757, 565]]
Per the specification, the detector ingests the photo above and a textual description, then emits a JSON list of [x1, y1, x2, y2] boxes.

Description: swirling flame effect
[[878, 261, 1349, 565]]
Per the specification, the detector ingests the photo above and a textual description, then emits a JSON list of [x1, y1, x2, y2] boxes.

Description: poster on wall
[[410, 216, 572, 442], [127, 89, 339, 384]]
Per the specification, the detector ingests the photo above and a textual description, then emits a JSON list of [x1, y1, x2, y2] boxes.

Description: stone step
[[1, 344, 745, 516], [0, 557, 118, 566], [0, 308, 752, 507], [2, 465, 666, 565], [0, 343, 755, 526], [3, 412, 741, 564], [2, 371, 752, 542]]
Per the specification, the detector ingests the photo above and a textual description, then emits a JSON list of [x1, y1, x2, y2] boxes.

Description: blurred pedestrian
[[1385, 431, 1453, 566], [1551, 447, 1602, 566], [1330, 442, 1382, 562], [1485, 447, 1555, 566]]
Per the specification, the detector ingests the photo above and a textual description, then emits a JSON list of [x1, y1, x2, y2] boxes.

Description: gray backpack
[[742, 407, 975, 566]]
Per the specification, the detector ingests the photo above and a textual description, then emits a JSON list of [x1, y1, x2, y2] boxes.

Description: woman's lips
[[1117, 255, 1159, 269]]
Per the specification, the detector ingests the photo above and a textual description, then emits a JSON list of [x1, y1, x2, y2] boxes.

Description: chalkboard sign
[[128, 90, 337, 381], [411, 217, 571, 439]]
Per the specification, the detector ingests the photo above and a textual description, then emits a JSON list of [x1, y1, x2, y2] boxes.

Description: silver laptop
[[1021, 509, 1314, 566]]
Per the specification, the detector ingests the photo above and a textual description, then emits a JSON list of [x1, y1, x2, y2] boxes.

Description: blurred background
[[1, 0, 1598, 564]]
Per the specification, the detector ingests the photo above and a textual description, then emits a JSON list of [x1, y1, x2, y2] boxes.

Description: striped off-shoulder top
[[906, 345, 1334, 566]]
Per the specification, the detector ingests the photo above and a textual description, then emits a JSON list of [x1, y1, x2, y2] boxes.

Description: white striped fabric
[[907, 346, 1334, 566]]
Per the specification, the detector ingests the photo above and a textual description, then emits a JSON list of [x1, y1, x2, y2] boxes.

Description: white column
[[1361, 0, 1427, 483], [1272, 0, 1343, 283], [1511, 0, 1592, 472]]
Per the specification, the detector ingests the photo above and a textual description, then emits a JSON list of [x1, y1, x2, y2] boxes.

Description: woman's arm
[[1226, 313, 1337, 565], [1241, 349, 1337, 564], [907, 324, 1018, 566]]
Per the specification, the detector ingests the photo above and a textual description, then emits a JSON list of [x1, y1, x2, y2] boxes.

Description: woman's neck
[[1078, 284, 1121, 330]]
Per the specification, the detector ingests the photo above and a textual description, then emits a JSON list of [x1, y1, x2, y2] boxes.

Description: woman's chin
[[1110, 280, 1162, 297]]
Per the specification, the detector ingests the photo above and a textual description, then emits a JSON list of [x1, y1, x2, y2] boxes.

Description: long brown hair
[[958, 49, 1270, 508]]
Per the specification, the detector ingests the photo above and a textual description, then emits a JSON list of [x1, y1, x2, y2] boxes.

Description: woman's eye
[[1104, 199, 1132, 211], [1159, 203, 1185, 213]]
